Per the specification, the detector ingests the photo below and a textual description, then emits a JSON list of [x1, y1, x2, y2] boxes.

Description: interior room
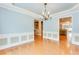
[[0, 3, 79, 55]]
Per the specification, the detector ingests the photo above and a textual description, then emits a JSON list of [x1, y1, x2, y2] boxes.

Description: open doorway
[[59, 17, 72, 46], [34, 20, 43, 44]]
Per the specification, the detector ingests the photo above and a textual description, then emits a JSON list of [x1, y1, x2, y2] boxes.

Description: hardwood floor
[[0, 35, 79, 55]]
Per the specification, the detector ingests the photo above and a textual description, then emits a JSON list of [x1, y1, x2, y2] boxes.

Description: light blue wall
[[43, 10, 79, 42], [0, 6, 79, 35], [43, 16, 59, 32], [44, 11, 79, 34], [72, 11, 79, 33], [0, 7, 34, 34]]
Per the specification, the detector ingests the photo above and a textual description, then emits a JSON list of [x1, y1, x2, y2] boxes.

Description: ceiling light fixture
[[42, 3, 50, 20]]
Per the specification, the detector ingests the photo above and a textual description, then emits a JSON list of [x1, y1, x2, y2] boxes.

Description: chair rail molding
[[0, 32, 34, 50]]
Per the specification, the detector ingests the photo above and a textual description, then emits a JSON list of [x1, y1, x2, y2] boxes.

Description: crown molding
[[0, 3, 42, 19], [0, 3, 79, 20], [51, 4, 79, 17]]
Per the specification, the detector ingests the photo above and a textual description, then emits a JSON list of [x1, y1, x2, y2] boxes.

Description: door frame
[[59, 16, 73, 46]]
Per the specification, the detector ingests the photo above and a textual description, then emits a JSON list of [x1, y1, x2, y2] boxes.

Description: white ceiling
[[15, 3, 77, 15]]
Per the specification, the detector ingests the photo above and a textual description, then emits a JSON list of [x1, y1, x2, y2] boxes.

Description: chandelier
[[42, 3, 50, 20]]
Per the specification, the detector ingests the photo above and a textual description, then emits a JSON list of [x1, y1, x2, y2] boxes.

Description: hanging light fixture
[[42, 3, 50, 20]]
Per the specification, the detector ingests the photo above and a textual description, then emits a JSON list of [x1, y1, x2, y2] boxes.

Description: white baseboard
[[1, 32, 79, 50], [0, 39, 33, 50], [72, 33, 79, 45], [44, 32, 79, 46], [0, 32, 34, 50], [43, 32, 59, 42]]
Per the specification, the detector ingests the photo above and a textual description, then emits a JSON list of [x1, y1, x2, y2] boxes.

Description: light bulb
[[48, 11, 50, 15], [42, 12, 44, 15]]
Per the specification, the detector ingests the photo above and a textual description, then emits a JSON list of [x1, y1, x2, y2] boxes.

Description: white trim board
[[0, 39, 33, 50], [0, 32, 34, 50], [0, 3, 79, 20], [51, 4, 79, 18], [72, 33, 79, 45], [0, 3, 42, 19], [43, 32, 59, 42]]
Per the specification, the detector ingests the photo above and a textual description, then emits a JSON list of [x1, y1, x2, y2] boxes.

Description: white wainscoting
[[0, 32, 34, 50], [72, 33, 79, 45], [67, 31, 73, 45], [43, 31, 59, 42], [1, 32, 78, 50]]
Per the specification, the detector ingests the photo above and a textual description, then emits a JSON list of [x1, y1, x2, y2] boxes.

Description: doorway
[[34, 20, 43, 44], [59, 17, 72, 46]]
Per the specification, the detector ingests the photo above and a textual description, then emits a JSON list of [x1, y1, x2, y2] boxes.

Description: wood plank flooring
[[0, 35, 79, 55]]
